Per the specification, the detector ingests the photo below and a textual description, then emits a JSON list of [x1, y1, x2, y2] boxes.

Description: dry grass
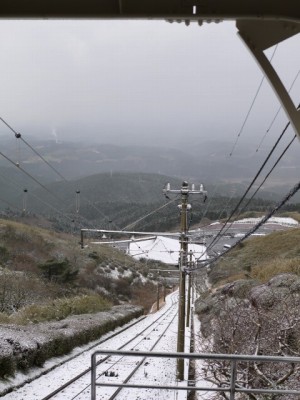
[[10, 294, 112, 325], [211, 227, 300, 286], [252, 258, 300, 282], [216, 273, 250, 287], [278, 211, 300, 223], [0, 312, 10, 324], [131, 281, 160, 313], [0, 218, 168, 313]]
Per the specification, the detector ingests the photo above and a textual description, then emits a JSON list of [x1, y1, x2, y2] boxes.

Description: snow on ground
[[129, 236, 207, 265], [113, 308, 183, 400], [233, 217, 299, 226], [105, 266, 120, 279], [193, 311, 215, 400], [1, 290, 218, 400], [1, 292, 195, 400]]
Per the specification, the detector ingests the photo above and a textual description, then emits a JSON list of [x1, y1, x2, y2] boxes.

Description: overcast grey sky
[[0, 20, 299, 151]]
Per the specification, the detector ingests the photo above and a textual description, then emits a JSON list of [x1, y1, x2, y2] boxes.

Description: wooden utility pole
[[177, 182, 188, 380], [186, 250, 193, 328], [163, 181, 207, 381]]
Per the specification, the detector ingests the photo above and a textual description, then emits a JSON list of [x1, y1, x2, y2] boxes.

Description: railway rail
[[91, 300, 179, 400], [2, 292, 179, 400]]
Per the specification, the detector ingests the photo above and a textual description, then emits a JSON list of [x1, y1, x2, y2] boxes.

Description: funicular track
[[8, 292, 178, 400], [91, 299, 179, 400], [41, 294, 177, 400]]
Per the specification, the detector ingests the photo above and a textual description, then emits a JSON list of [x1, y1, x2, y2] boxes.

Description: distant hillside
[[208, 226, 300, 286], [8, 171, 281, 233], [0, 218, 169, 315], [0, 218, 171, 380], [1, 137, 300, 201], [20, 172, 183, 229], [1, 136, 300, 231], [2, 169, 293, 233]]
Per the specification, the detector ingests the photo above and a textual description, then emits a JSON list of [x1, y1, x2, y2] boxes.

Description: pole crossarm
[[81, 228, 180, 236]]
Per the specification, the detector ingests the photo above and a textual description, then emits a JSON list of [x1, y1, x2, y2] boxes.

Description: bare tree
[[195, 274, 300, 399], [0, 269, 56, 313]]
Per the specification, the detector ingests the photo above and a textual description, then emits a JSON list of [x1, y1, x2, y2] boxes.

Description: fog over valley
[[0, 20, 299, 151]]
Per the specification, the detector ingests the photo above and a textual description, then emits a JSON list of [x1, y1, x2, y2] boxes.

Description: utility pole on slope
[[163, 181, 207, 381], [186, 250, 194, 328]]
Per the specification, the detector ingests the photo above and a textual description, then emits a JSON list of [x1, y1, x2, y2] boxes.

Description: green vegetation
[[0, 217, 160, 379], [1, 171, 288, 233], [38, 258, 78, 283]]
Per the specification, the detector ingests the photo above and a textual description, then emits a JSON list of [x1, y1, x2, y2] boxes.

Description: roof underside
[[1, 0, 299, 50], [0, 0, 299, 21], [1, 0, 299, 134]]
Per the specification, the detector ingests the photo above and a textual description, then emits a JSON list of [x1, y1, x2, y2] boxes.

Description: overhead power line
[[215, 104, 300, 243], [0, 116, 66, 182], [0, 153, 96, 230], [0, 116, 113, 228], [0, 150, 64, 203], [122, 196, 180, 231], [256, 70, 300, 152], [205, 132, 297, 245], [240, 134, 297, 212], [223, 103, 299, 243], [196, 177, 300, 270], [0, 196, 22, 212], [206, 118, 292, 253], [197, 183, 221, 225], [229, 44, 279, 156], [0, 167, 89, 228]]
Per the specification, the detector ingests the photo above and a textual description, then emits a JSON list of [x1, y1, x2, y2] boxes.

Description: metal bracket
[[237, 20, 300, 139]]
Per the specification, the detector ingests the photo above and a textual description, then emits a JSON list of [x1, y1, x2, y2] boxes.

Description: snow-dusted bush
[[195, 274, 300, 398], [0, 305, 143, 381]]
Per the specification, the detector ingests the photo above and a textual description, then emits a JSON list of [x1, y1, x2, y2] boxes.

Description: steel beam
[[237, 21, 300, 140], [0, 0, 299, 22]]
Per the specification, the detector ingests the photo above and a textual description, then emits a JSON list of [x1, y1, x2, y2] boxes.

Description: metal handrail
[[91, 350, 300, 400]]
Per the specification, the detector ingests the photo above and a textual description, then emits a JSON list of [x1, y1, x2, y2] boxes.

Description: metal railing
[[91, 350, 300, 400]]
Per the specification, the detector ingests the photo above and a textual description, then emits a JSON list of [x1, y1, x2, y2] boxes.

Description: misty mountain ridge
[[1, 136, 300, 202]]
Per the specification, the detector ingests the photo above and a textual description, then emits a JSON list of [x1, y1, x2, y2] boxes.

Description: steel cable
[[207, 133, 297, 243], [194, 178, 300, 270], [205, 119, 292, 253], [229, 44, 279, 156]]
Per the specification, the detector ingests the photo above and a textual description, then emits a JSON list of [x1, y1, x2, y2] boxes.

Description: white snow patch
[[1, 292, 191, 400], [139, 274, 147, 284], [105, 267, 119, 279], [234, 217, 298, 226], [122, 269, 132, 278], [129, 236, 207, 265], [193, 314, 215, 399]]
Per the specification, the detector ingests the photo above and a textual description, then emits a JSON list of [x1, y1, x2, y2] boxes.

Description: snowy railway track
[[3, 292, 178, 400], [90, 302, 178, 400]]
